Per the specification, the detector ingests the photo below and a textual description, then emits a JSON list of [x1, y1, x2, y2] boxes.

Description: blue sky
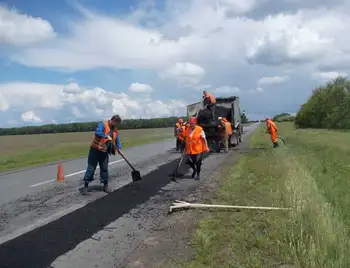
[[0, 0, 349, 127]]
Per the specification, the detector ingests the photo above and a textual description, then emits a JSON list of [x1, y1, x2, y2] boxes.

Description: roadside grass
[[181, 122, 350, 268], [0, 127, 173, 172]]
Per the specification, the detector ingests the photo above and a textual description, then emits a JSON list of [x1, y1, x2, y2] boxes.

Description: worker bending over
[[174, 118, 184, 151], [266, 117, 279, 148], [81, 115, 124, 195], [203, 90, 216, 120], [218, 117, 232, 153], [185, 117, 210, 180]]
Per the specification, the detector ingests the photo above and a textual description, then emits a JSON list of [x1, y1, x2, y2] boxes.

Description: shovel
[[113, 145, 142, 182], [169, 152, 186, 182]]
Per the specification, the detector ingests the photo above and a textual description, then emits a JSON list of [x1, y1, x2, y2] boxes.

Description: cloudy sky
[[0, 0, 349, 127]]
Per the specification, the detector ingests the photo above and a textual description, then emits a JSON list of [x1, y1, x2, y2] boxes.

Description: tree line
[[0, 111, 252, 137], [295, 76, 350, 129], [0, 117, 184, 136]]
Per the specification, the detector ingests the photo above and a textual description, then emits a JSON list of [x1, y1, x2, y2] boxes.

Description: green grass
[[0, 127, 173, 172], [181, 122, 350, 268]]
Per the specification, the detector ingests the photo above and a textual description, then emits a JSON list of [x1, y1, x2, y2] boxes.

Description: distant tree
[[241, 113, 248, 123], [295, 76, 350, 129], [0, 116, 187, 136], [273, 113, 295, 122]]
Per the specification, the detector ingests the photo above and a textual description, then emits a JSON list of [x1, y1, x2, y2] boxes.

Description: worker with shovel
[[81, 115, 124, 195], [184, 117, 210, 180], [266, 117, 279, 148]]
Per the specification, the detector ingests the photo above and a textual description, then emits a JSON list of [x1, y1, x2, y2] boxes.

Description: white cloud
[[258, 76, 289, 85], [0, 82, 187, 126], [160, 62, 205, 87], [21, 111, 42, 123], [0, 5, 55, 46], [214, 86, 240, 94], [311, 71, 348, 82], [128, 82, 154, 93]]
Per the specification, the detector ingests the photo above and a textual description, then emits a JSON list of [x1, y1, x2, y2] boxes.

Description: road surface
[[0, 123, 260, 268]]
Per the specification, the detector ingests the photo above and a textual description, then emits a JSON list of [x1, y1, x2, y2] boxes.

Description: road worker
[[203, 90, 216, 120], [266, 117, 279, 148], [81, 115, 124, 195], [174, 118, 184, 151], [184, 117, 210, 180], [177, 122, 187, 153], [218, 117, 232, 153]]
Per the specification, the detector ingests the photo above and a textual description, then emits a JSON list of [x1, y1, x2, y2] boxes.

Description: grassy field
[[0, 127, 174, 172], [184, 122, 350, 268]]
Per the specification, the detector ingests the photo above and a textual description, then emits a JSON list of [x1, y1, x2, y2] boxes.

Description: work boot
[[273, 142, 279, 148], [81, 182, 89, 195], [191, 169, 197, 178], [195, 174, 200, 180], [103, 183, 112, 193]]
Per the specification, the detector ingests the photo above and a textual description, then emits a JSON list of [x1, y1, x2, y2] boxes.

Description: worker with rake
[[266, 117, 279, 148], [81, 115, 124, 195], [184, 117, 210, 180]]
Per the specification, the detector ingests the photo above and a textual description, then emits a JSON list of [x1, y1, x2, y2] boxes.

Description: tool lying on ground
[[169, 200, 291, 213], [169, 152, 187, 182], [113, 144, 142, 182]]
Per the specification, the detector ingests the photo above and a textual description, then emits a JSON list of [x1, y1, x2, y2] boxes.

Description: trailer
[[186, 96, 243, 153]]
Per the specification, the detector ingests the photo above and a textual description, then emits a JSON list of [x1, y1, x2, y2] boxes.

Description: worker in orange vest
[[184, 117, 210, 180], [203, 90, 216, 120], [218, 117, 232, 153], [174, 118, 184, 151], [81, 115, 123, 195], [177, 122, 187, 153], [266, 117, 279, 148]]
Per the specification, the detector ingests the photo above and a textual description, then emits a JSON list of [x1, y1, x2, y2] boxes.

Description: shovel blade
[[131, 170, 142, 181]]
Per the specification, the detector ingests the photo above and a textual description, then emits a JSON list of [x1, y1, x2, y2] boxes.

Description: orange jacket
[[266, 119, 277, 133], [185, 125, 209, 154], [91, 121, 118, 152]]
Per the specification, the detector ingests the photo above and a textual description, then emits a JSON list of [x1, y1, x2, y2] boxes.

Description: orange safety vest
[[224, 121, 232, 135], [91, 121, 118, 152], [204, 92, 216, 104], [185, 125, 208, 154], [177, 126, 186, 141], [266, 119, 277, 133]]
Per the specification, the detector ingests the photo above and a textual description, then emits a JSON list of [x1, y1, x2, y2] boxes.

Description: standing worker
[[266, 117, 279, 148], [218, 117, 232, 153], [81, 115, 124, 195], [184, 117, 210, 180], [174, 118, 184, 151], [203, 90, 216, 120]]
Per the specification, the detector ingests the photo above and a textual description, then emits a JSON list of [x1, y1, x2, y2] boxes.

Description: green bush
[[295, 76, 350, 129]]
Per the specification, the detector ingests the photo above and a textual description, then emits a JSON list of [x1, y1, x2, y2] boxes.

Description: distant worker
[[218, 117, 232, 153], [174, 118, 184, 151], [177, 122, 187, 153], [184, 117, 210, 180], [203, 90, 216, 120], [81, 115, 124, 195], [266, 117, 279, 148]]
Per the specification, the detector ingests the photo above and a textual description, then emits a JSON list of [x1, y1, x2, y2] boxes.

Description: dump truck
[[186, 96, 243, 153]]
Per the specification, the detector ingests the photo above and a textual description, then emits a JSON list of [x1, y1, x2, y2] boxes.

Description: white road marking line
[[29, 159, 125, 188]]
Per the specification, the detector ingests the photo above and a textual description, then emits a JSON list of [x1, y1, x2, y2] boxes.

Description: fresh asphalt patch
[[0, 153, 209, 268]]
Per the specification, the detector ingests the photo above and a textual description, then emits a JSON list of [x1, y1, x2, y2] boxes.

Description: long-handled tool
[[169, 200, 291, 214], [278, 137, 287, 146], [169, 151, 186, 182], [113, 144, 142, 182]]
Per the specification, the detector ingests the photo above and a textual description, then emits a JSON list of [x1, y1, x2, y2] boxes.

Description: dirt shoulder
[[121, 135, 253, 268]]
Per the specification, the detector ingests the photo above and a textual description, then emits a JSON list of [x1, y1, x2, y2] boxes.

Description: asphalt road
[[0, 123, 260, 268]]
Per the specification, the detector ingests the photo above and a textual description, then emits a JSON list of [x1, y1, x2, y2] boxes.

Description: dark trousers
[[187, 153, 203, 175], [203, 99, 216, 121], [176, 138, 182, 150], [83, 146, 109, 185]]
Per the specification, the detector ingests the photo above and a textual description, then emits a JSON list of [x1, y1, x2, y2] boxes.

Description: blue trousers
[[83, 146, 109, 185]]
